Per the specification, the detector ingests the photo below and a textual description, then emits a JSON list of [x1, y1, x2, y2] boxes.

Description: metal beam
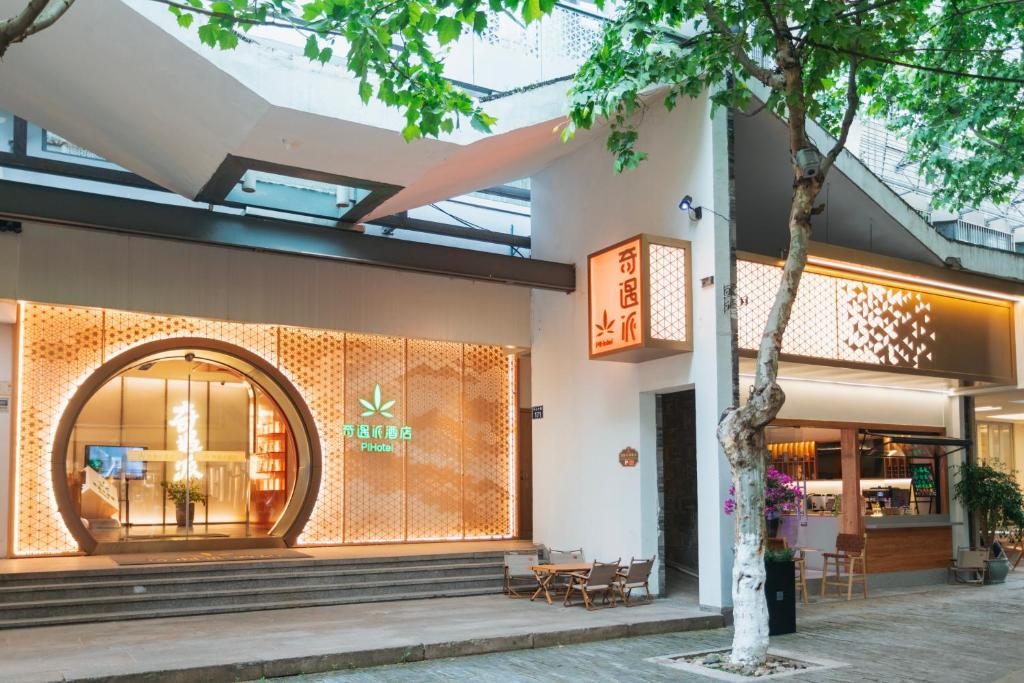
[[0, 180, 575, 292], [370, 214, 531, 248]]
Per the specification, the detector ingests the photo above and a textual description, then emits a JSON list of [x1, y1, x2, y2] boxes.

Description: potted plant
[[953, 463, 1024, 584], [161, 478, 207, 528], [764, 546, 797, 635]]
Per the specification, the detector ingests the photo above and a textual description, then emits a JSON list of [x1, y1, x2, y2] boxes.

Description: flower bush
[[724, 466, 804, 516]]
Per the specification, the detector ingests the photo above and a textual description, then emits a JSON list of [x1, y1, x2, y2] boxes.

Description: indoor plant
[[953, 463, 1024, 584], [161, 478, 207, 528]]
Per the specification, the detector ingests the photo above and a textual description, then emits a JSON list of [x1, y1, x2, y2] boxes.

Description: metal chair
[[948, 547, 988, 585], [503, 551, 540, 598], [821, 533, 868, 600], [564, 559, 620, 610], [615, 556, 655, 606]]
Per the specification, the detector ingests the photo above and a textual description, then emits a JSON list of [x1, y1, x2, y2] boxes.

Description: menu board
[[910, 463, 936, 498]]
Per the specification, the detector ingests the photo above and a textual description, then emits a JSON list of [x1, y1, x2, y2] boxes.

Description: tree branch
[[0, 0, 49, 57], [821, 57, 859, 176], [20, 0, 74, 39], [806, 39, 1024, 85], [704, 3, 784, 89]]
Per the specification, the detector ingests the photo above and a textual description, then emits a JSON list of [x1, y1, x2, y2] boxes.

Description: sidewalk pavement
[[0, 591, 720, 682]]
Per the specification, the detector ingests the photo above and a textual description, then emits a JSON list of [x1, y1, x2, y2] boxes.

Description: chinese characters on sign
[[588, 234, 692, 362], [342, 383, 414, 453], [589, 237, 644, 356]]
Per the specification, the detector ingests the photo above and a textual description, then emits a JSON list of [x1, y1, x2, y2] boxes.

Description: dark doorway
[[517, 408, 533, 539], [660, 390, 698, 594]]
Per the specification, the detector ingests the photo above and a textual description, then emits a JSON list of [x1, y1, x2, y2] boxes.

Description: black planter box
[[765, 559, 796, 635]]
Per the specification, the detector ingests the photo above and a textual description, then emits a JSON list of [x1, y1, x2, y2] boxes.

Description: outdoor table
[[529, 563, 592, 604]]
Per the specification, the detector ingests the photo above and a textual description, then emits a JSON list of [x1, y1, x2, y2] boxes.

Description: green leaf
[[470, 111, 496, 133], [522, 0, 543, 24], [373, 384, 382, 408], [358, 398, 375, 412], [402, 122, 421, 141], [472, 10, 487, 33], [358, 80, 373, 104], [176, 12, 194, 29], [436, 16, 462, 45], [303, 34, 320, 61], [210, 1, 232, 14], [217, 30, 238, 50]]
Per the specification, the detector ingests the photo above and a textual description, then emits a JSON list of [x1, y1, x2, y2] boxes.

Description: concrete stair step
[[0, 552, 510, 588], [0, 574, 504, 619], [0, 561, 504, 600], [0, 585, 502, 630]]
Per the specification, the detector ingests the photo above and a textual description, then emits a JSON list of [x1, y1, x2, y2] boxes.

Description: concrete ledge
[[62, 608, 723, 683]]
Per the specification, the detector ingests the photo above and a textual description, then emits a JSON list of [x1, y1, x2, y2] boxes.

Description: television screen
[[85, 446, 146, 480]]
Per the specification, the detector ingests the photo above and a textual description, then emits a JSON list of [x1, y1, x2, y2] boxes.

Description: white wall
[[530, 95, 734, 608], [0, 322, 11, 557], [0, 224, 530, 348]]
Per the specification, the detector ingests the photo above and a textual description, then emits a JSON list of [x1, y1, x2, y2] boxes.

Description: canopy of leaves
[[954, 462, 1024, 533], [162, 0, 1024, 209]]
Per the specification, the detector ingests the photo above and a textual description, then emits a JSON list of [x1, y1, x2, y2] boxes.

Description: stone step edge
[[63, 610, 726, 683], [0, 585, 504, 630], [0, 561, 505, 594], [0, 550, 526, 584], [0, 573, 505, 611]]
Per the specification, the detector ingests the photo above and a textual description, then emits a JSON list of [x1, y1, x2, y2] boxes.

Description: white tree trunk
[[718, 180, 818, 667]]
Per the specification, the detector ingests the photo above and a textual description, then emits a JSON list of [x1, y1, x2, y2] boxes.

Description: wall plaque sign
[[588, 234, 692, 362], [619, 447, 639, 467]]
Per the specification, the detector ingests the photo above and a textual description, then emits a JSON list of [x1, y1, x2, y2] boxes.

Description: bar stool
[[821, 533, 868, 600]]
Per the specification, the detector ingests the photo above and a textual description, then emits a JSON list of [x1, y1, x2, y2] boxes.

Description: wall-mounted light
[[678, 195, 703, 221], [241, 172, 257, 193]]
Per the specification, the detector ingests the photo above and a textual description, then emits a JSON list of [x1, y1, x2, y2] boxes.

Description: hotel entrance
[[65, 354, 298, 545]]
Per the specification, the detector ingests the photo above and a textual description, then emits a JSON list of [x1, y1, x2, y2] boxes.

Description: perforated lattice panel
[[343, 334, 407, 543], [15, 304, 103, 554], [462, 346, 514, 539], [405, 340, 463, 540], [648, 243, 688, 343], [278, 327, 345, 546], [736, 259, 935, 370], [13, 303, 516, 555]]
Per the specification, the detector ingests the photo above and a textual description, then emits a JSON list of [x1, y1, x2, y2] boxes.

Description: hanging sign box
[[588, 234, 692, 362]]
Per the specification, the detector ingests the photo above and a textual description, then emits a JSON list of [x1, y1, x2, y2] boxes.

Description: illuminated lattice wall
[[736, 259, 1014, 381], [648, 242, 689, 344], [13, 303, 517, 555]]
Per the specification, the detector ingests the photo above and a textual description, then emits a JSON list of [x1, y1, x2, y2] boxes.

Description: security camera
[[793, 147, 822, 178]]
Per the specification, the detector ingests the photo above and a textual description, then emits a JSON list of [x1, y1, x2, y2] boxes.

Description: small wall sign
[[531, 405, 544, 419], [619, 447, 639, 467]]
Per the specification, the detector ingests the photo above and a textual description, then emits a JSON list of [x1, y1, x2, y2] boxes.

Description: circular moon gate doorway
[[51, 339, 320, 554]]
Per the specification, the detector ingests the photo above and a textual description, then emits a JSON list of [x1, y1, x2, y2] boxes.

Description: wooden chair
[[548, 547, 585, 563], [546, 548, 585, 596], [503, 552, 540, 598], [948, 547, 987, 585], [564, 559, 620, 610], [615, 557, 654, 606], [766, 537, 808, 605], [821, 533, 868, 600]]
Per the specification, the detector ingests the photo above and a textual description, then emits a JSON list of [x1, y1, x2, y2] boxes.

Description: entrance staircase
[[0, 549, 510, 629]]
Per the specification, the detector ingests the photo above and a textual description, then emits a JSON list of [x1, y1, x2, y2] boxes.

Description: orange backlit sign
[[589, 237, 644, 357], [588, 234, 692, 362]]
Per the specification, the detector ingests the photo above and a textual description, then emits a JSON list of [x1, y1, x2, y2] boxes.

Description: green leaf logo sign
[[359, 384, 396, 418]]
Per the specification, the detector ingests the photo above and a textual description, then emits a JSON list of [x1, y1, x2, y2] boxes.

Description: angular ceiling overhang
[[0, 0, 596, 218]]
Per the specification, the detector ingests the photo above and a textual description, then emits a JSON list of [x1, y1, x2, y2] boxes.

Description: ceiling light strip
[[806, 255, 1023, 303]]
